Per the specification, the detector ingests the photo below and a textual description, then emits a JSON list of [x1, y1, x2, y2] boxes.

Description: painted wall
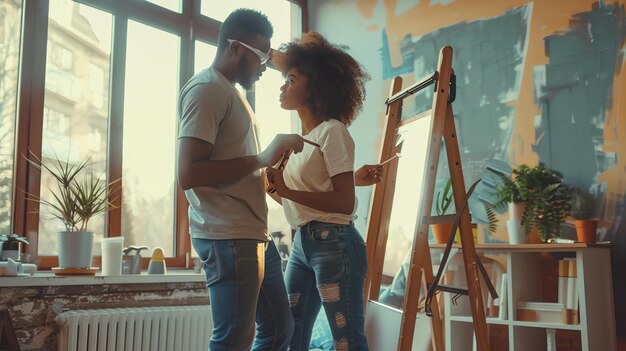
[[308, 0, 626, 338]]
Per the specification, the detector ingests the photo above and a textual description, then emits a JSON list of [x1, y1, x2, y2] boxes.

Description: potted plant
[[494, 164, 571, 242], [25, 151, 120, 268], [431, 178, 455, 244], [0, 233, 29, 261], [571, 188, 598, 243]]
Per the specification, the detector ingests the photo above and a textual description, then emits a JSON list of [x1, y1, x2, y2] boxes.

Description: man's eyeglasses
[[227, 39, 270, 65]]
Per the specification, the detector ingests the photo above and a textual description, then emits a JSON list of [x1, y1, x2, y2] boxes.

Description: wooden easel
[[364, 46, 491, 351]]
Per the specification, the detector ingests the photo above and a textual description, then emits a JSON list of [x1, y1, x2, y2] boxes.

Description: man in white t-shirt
[[177, 9, 304, 351]]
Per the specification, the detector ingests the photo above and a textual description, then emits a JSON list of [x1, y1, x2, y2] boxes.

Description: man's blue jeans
[[192, 238, 294, 351], [285, 221, 369, 351]]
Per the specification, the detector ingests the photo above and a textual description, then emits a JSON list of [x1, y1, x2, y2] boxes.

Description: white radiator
[[56, 305, 212, 351]]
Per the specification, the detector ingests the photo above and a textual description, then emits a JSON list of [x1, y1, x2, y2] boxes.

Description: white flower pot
[[507, 219, 528, 244], [508, 202, 526, 221], [58, 231, 94, 268]]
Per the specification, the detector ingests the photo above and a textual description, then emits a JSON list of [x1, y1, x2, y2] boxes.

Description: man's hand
[[355, 164, 383, 186], [259, 134, 304, 167]]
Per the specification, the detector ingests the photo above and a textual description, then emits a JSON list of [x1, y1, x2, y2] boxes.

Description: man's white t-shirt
[[282, 119, 355, 228], [178, 67, 268, 241]]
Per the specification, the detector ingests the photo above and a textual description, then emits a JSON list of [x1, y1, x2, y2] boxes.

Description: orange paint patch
[[597, 52, 626, 223], [358, 0, 377, 19]]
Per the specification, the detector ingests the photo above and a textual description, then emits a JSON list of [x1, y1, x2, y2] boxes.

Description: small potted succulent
[[0, 233, 29, 261], [431, 178, 455, 243], [571, 188, 598, 243]]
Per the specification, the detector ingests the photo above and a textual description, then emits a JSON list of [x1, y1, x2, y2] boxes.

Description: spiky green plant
[[435, 178, 453, 216], [24, 151, 120, 232]]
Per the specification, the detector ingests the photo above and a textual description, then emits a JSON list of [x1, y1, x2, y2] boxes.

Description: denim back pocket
[[200, 241, 221, 287], [310, 224, 340, 242]]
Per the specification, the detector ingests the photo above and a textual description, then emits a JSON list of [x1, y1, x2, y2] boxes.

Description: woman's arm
[[273, 170, 355, 215]]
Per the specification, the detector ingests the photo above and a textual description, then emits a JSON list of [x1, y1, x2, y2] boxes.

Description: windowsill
[[0, 270, 205, 287]]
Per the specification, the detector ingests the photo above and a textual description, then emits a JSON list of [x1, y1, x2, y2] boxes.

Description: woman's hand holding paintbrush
[[355, 153, 400, 186]]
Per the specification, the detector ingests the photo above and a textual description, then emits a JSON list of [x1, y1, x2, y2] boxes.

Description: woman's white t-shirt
[[281, 119, 355, 228]]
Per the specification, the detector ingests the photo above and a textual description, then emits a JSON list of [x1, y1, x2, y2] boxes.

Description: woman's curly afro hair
[[279, 32, 370, 126]]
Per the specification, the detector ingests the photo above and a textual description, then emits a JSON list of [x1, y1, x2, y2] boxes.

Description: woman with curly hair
[[265, 32, 371, 351]]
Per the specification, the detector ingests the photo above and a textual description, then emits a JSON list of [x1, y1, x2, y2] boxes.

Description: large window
[[0, 0, 22, 235], [9, 0, 301, 267]]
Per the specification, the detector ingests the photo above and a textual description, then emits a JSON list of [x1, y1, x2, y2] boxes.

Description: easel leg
[[443, 105, 490, 350]]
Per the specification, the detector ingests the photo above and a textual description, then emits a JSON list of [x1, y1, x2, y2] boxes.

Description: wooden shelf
[[430, 243, 611, 252], [441, 245, 616, 350], [511, 320, 581, 331], [449, 315, 509, 326]]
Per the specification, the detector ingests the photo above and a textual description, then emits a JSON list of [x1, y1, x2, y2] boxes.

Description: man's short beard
[[238, 56, 254, 90]]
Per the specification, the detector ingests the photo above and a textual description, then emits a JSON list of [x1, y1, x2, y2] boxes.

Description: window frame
[[11, 0, 303, 269]]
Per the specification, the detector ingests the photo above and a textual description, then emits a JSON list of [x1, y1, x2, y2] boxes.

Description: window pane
[[0, 0, 21, 234], [39, 1, 112, 255], [145, 0, 180, 13], [194, 40, 216, 74], [123, 21, 178, 256], [200, 0, 263, 22]]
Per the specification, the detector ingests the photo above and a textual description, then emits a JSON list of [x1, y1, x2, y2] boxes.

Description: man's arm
[[177, 134, 305, 190], [177, 138, 263, 190]]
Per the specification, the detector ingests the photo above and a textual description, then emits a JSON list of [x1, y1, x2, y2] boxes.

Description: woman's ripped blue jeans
[[285, 221, 369, 351]]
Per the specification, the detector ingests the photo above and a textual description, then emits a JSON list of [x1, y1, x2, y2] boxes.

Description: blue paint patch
[[381, 29, 414, 79], [533, 3, 625, 189]]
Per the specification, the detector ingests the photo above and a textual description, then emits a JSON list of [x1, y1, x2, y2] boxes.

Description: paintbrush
[[303, 139, 320, 148], [380, 153, 401, 166], [368, 153, 401, 173]]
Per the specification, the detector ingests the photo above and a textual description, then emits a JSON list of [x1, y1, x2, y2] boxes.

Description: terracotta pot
[[432, 223, 454, 244], [575, 220, 597, 243]]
